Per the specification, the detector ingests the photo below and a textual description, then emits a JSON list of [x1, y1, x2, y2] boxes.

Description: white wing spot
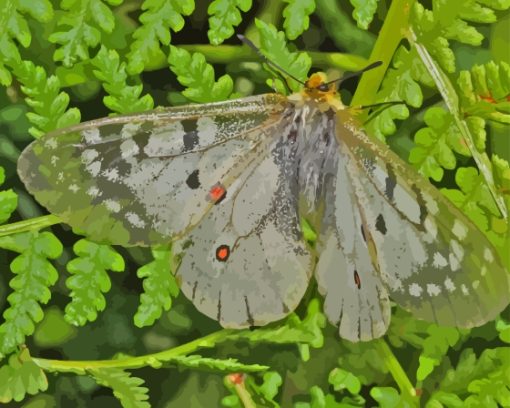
[[422, 193, 439, 215], [120, 139, 140, 159], [394, 185, 421, 224], [86, 161, 101, 177], [450, 239, 464, 261], [433, 252, 448, 268], [69, 184, 80, 193], [483, 247, 494, 263], [449, 252, 460, 271], [121, 122, 141, 139], [81, 149, 99, 164], [44, 138, 58, 149], [461, 284, 469, 295], [104, 199, 121, 213], [481, 266, 487, 277], [452, 220, 468, 240], [427, 283, 441, 296], [82, 128, 101, 144], [409, 283, 423, 297], [125, 212, 146, 228], [444, 277, 456, 292], [102, 168, 120, 182], [51, 155, 59, 166], [196, 117, 218, 146], [57, 172, 64, 182], [424, 217, 437, 239], [472, 280, 480, 289], [86, 186, 101, 198], [144, 122, 185, 156]]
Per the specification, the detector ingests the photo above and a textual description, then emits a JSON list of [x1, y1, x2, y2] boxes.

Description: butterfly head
[[302, 73, 341, 107]]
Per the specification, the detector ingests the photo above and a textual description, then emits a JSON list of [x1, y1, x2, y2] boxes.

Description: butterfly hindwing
[[17, 95, 287, 246], [177, 130, 314, 327], [336, 110, 510, 328]]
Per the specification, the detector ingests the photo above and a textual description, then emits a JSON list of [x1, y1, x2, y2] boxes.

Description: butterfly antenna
[[237, 34, 306, 86], [325, 61, 383, 86]]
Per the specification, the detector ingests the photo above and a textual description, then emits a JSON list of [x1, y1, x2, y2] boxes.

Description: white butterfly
[[17, 65, 509, 342]]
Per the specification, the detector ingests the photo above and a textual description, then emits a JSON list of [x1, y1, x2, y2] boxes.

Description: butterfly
[[16, 50, 509, 342]]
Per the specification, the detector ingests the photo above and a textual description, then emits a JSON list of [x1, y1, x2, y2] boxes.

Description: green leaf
[[365, 45, 432, 140], [255, 19, 311, 92], [412, 1, 510, 73], [496, 318, 510, 343], [134, 247, 179, 328], [91, 46, 154, 114], [90, 368, 150, 408], [442, 166, 501, 233], [65, 239, 125, 326], [168, 45, 233, 103], [0, 167, 17, 224], [370, 387, 403, 408], [0, 232, 63, 358], [208, 0, 252, 45], [127, 0, 195, 74], [0, 348, 48, 403], [328, 368, 361, 395], [49, 0, 120, 66], [429, 347, 510, 407], [409, 106, 471, 181], [459, 61, 510, 124], [282, 0, 316, 40], [9, 60, 81, 137], [350, 0, 378, 30], [416, 326, 460, 381]]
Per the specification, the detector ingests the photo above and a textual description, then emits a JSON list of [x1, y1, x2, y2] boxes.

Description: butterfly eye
[[318, 83, 330, 92]]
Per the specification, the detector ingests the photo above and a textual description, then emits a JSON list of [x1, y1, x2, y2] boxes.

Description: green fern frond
[[459, 61, 510, 124], [90, 368, 150, 408], [134, 247, 178, 328], [9, 60, 81, 137], [365, 45, 433, 140], [0, 0, 54, 86], [127, 0, 195, 74], [208, 0, 252, 45], [64, 239, 125, 326], [92, 46, 154, 114], [282, 0, 316, 40], [168, 45, 234, 103], [427, 347, 510, 407], [49, 0, 122, 67], [255, 19, 311, 92], [0, 167, 17, 224], [411, 1, 510, 73], [0, 348, 48, 403], [350, 0, 379, 30], [408, 106, 472, 181], [0, 231, 62, 358]]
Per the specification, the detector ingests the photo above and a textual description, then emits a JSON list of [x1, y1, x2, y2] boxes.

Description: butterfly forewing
[[17, 95, 287, 246], [336, 110, 510, 328]]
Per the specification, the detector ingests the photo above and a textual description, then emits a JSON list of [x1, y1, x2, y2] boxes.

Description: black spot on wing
[[385, 165, 397, 200], [411, 184, 428, 226], [186, 169, 200, 189], [375, 214, 387, 234], [244, 296, 255, 326], [183, 131, 199, 151]]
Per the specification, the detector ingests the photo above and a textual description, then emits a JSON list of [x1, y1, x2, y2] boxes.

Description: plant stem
[[33, 329, 270, 374], [351, 0, 417, 109], [0, 214, 61, 237], [373, 339, 420, 406]]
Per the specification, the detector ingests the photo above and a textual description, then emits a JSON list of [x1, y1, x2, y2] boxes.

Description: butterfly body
[[17, 73, 509, 341]]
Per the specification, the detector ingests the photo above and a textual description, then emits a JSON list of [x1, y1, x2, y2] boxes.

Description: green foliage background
[[0, 0, 509, 407]]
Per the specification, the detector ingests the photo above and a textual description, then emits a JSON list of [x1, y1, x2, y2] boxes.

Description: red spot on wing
[[208, 183, 226, 204], [216, 244, 230, 262], [354, 270, 361, 289]]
